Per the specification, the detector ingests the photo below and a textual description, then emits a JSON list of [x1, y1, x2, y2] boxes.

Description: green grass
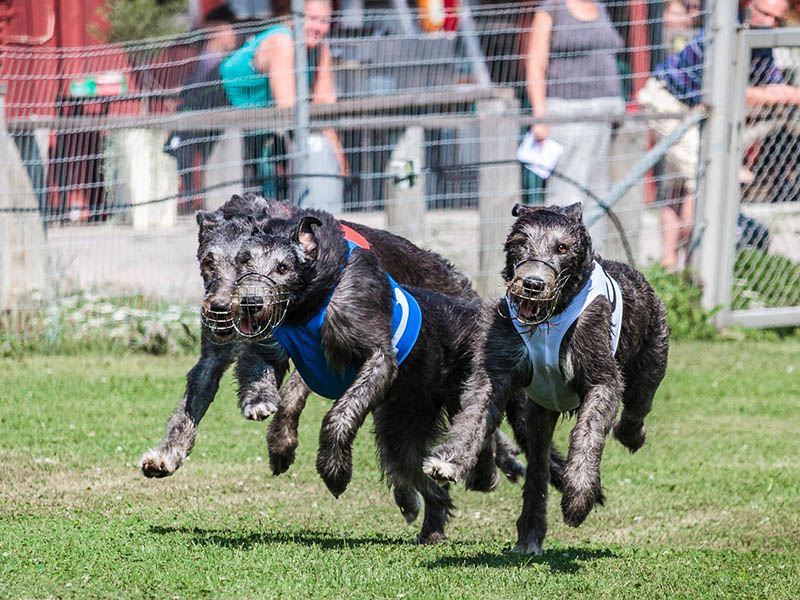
[[1, 341, 799, 599]]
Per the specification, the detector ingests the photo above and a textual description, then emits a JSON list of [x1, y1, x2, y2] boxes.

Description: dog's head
[[195, 195, 298, 342], [230, 215, 325, 338], [503, 202, 594, 325]]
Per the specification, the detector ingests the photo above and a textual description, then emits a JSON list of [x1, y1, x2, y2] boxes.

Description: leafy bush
[[645, 265, 719, 341], [732, 249, 800, 310], [1, 293, 200, 357], [95, 0, 188, 44]]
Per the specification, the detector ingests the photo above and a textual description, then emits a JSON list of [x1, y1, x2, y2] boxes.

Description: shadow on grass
[[149, 525, 409, 550], [427, 546, 616, 573]]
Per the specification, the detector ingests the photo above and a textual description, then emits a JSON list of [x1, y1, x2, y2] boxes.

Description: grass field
[[1, 340, 799, 599]]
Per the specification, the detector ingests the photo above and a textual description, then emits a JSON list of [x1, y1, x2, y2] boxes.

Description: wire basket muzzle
[[231, 273, 290, 339]]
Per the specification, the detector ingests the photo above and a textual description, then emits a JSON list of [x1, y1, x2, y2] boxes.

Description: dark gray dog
[[230, 209, 535, 543], [140, 195, 526, 505], [423, 203, 669, 554]]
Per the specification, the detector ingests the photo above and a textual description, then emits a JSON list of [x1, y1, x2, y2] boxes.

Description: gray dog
[[140, 195, 525, 502], [423, 202, 669, 554], [230, 209, 552, 543]]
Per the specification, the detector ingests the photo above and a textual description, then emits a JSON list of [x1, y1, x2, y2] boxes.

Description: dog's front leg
[[267, 369, 312, 475], [561, 378, 620, 527], [514, 403, 560, 555], [235, 342, 288, 421], [140, 338, 234, 478], [316, 348, 397, 497], [423, 367, 508, 486]]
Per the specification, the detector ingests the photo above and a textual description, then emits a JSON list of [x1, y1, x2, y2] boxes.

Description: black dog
[[424, 203, 669, 554], [231, 209, 537, 543], [140, 195, 526, 505]]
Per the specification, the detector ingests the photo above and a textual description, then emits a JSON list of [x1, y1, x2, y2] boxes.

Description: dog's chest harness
[[272, 225, 422, 400], [508, 262, 623, 412]]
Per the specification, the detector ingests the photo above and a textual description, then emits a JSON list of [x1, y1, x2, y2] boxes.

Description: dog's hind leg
[[514, 404, 559, 555], [140, 337, 234, 478], [267, 369, 311, 475], [465, 434, 502, 492], [416, 479, 454, 544], [613, 307, 669, 453], [394, 485, 422, 524], [235, 342, 288, 421]]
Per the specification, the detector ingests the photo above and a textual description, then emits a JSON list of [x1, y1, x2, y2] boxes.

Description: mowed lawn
[[1, 340, 799, 599]]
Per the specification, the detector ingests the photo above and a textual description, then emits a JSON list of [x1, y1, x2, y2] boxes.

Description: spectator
[[164, 4, 238, 214], [525, 0, 625, 247], [638, 0, 800, 270], [220, 0, 346, 203]]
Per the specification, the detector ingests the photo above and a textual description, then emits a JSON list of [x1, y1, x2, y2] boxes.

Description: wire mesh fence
[[5, 1, 795, 348], [728, 29, 800, 324]]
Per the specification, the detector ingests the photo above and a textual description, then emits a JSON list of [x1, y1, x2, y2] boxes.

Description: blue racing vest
[[272, 232, 422, 400]]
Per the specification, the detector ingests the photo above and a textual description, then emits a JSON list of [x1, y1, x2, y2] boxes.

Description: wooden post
[[477, 94, 519, 298], [386, 126, 425, 245]]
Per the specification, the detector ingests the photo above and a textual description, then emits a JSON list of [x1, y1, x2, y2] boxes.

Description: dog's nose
[[208, 299, 230, 314], [241, 295, 264, 313], [522, 277, 546, 293]]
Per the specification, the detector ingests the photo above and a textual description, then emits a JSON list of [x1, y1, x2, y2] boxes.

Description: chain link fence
[[5, 1, 795, 347]]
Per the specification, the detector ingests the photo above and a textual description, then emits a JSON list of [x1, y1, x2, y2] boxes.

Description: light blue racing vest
[[272, 237, 422, 400], [508, 261, 623, 412]]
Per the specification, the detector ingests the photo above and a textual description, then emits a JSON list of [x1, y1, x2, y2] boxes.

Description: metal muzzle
[[507, 259, 571, 327], [201, 278, 236, 341], [231, 273, 290, 339]]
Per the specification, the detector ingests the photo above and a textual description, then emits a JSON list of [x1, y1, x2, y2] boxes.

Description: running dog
[[139, 195, 526, 508], [230, 209, 536, 543], [423, 202, 669, 554]]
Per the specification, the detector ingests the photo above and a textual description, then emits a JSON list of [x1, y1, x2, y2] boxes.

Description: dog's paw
[[511, 539, 544, 556], [269, 446, 296, 476], [422, 456, 460, 487], [416, 531, 448, 545], [464, 463, 501, 493], [394, 486, 421, 524], [498, 454, 526, 484], [316, 445, 353, 498], [561, 469, 604, 528], [241, 400, 277, 422], [613, 419, 647, 453], [139, 449, 178, 478]]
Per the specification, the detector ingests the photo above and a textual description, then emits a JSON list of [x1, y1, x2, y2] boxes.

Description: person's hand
[[532, 122, 549, 142]]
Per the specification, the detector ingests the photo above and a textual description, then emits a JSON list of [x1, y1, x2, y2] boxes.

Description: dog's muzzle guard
[[201, 278, 236, 341], [507, 258, 571, 327], [231, 273, 290, 339]]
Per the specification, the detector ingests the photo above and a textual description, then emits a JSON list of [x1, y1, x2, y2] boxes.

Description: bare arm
[[313, 43, 348, 174], [254, 31, 296, 108], [746, 83, 800, 107], [526, 10, 552, 140]]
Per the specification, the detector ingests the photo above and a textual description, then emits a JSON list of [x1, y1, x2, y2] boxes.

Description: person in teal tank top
[[219, 0, 347, 198]]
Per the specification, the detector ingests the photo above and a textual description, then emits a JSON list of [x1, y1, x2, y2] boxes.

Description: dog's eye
[[276, 263, 288, 275], [557, 244, 568, 254], [201, 255, 214, 270], [238, 250, 251, 264]]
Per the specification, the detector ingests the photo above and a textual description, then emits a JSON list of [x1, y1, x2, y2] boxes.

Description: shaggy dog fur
[[423, 203, 669, 554], [139, 195, 528, 508], [231, 209, 545, 543]]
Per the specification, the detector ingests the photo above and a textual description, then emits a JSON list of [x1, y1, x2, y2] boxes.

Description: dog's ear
[[294, 216, 323, 259], [511, 203, 547, 218], [196, 210, 221, 230], [557, 202, 583, 222]]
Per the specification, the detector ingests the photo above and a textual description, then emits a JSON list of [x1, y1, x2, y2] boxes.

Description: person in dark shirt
[[638, 0, 800, 269]]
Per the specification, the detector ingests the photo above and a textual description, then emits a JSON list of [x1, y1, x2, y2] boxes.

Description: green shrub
[[644, 265, 719, 341], [732, 249, 800, 310]]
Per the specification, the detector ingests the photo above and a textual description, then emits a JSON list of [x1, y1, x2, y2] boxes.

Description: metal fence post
[[694, 0, 739, 319], [292, 0, 310, 201], [477, 93, 519, 298]]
